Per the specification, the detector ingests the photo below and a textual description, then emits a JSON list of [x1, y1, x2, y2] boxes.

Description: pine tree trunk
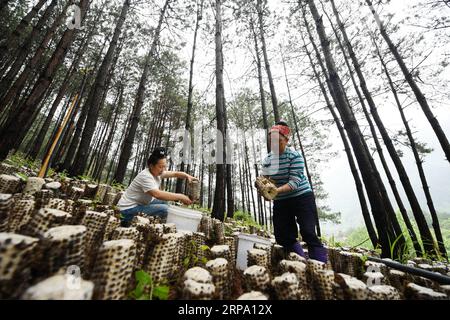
[[0, 0, 10, 13], [114, 0, 170, 183], [300, 12, 378, 248], [0, 0, 48, 61], [330, 0, 435, 256], [248, 124, 264, 225], [70, 0, 130, 177], [86, 42, 123, 176], [237, 147, 246, 213], [0, 0, 67, 113], [61, 77, 95, 171], [366, 0, 450, 164], [176, 0, 203, 193], [94, 85, 123, 181], [0, 0, 90, 160], [208, 164, 213, 210], [28, 19, 95, 160], [113, 0, 170, 183], [52, 94, 76, 165], [250, 18, 270, 153], [243, 137, 257, 222], [0, 0, 58, 99], [199, 122, 205, 207], [280, 44, 321, 236], [374, 39, 447, 258], [256, 0, 279, 123], [212, 0, 226, 221], [306, 0, 404, 257], [243, 142, 251, 217], [323, 6, 421, 254]]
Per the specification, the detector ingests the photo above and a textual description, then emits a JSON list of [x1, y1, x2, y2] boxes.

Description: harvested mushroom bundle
[[247, 248, 270, 270], [0, 163, 16, 176], [26, 208, 72, 237], [110, 227, 144, 269], [272, 272, 300, 300], [95, 184, 111, 203], [404, 283, 448, 300], [146, 233, 178, 284], [199, 215, 213, 240], [182, 267, 215, 300], [0, 194, 13, 232], [34, 189, 53, 210], [67, 186, 85, 202], [334, 273, 369, 300], [7, 199, 36, 233], [0, 233, 39, 299], [193, 232, 207, 261], [91, 239, 136, 300], [212, 219, 224, 244], [206, 258, 230, 299], [223, 236, 237, 267], [45, 198, 69, 212], [40, 225, 87, 276], [0, 174, 21, 194], [103, 192, 117, 206], [103, 216, 121, 242], [255, 176, 278, 201], [186, 180, 200, 203], [280, 260, 311, 299], [237, 291, 268, 300], [23, 177, 45, 195], [368, 285, 401, 300], [80, 211, 109, 272], [21, 274, 94, 300], [243, 265, 271, 292]]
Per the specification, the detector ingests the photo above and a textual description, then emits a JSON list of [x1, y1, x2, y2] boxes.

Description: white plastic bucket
[[236, 233, 272, 270], [166, 205, 203, 232]]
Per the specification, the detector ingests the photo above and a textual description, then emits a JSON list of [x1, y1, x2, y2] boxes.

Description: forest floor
[[0, 156, 449, 300]]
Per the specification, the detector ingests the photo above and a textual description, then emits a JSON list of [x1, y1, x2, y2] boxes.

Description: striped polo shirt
[[261, 147, 312, 200]]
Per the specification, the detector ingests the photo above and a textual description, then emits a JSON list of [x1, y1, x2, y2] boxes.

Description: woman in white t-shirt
[[118, 147, 197, 226]]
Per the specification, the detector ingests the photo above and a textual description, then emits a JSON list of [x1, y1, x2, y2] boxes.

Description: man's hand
[[178, 194, 193, 205]]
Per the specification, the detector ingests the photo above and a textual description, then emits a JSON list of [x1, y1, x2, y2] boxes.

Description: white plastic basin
[[166, 205, 203, 232], [236, 233, 272, 270]]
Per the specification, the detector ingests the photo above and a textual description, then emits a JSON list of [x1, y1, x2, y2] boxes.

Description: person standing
[[260, 121, 327, 263]]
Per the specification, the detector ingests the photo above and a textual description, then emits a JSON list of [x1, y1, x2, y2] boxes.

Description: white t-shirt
[[118, 169, 161, 210]]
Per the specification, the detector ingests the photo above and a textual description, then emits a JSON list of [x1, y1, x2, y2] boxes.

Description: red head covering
[[270, 124, 291, 139]]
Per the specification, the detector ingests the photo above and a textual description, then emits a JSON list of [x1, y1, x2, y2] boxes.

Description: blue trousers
[[120, 199, 169, 224]]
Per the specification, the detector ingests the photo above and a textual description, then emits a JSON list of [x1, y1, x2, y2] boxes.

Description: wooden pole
[[38, 92, 80, 178]]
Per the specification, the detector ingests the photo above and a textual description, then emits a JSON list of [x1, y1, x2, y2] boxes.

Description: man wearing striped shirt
[[261, 121, 328, 263]]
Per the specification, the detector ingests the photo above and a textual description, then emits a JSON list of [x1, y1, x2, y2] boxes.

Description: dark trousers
[[273, 192, 323, 250]]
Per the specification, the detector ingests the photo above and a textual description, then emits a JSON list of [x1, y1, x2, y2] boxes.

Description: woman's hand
[[177, 194, 193, 205], [186, 174, 199, 184], [277, 184, 294, 194]]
